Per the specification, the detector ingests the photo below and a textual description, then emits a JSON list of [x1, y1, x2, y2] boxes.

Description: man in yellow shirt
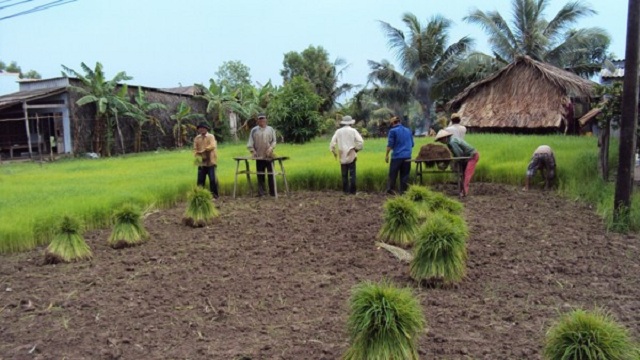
[[193, 122, 219, 199]]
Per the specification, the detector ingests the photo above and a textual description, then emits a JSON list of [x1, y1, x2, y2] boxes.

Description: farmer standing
[[247, 113, 277, 197], [385, 116, 414, 195], [523, 145, 556, 191], [434, 129, 479, 197], [330, 115, 364, 195], [193, 122, 219, 199]]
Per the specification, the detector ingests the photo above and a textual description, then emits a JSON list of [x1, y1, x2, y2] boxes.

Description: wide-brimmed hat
[[197, 122, 210, 130], [340, 115, 355, 125], [390, 115, 400, 123], [450, 113, 461, 120], [257, 113, 267, 119], [434, 129, 452, 141]]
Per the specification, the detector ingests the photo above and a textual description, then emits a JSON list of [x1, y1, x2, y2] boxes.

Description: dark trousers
[[340, 160, 357, 194], [197, 165, 219, 198], [256, 160, 275, 196], [387, 158, 411, 194]]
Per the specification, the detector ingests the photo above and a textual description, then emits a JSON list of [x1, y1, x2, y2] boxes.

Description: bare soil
[[1, 183, 639, 359]]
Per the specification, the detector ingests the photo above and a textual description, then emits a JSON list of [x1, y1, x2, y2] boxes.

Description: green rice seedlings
[[424, 190, 463, 215], [44, 215, 92, 264], [344, 280, 425, 360], [183, 186, 219, 227], [404, 185, 432, 219], [410, 211, 468, 285], [378, 197, 419, 247], [108, 204, 149, 249], [544, 308, 636, 360]]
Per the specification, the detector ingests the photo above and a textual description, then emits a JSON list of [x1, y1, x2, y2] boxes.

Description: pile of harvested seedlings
[[416, 143, 451, 170]]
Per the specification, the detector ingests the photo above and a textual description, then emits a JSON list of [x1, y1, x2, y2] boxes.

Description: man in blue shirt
[[385, 116, 414, 194]]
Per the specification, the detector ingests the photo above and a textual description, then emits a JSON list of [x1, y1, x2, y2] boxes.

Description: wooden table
[[408, 156, 471, 196], [232, 156, 290, 198]]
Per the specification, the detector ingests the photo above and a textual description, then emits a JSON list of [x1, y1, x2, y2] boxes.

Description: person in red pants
[[434, 129, 479, 197]]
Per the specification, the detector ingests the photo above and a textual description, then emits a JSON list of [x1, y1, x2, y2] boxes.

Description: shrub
[[183, 187, 219, 227], [544, 308, 636, 360], [378, 197, 419, 246], [344, 280, 425, 360], [44, 215, 92, 264], [108, 204, 149, 249], [410, 211, 468, 285]]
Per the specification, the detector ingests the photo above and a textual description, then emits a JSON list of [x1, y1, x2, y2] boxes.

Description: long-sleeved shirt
[[329, 125, 364, 164], [446, 137, 476, 158], [193, 132, 217, 166], [387, 124, 414, 159], [444, 124, 467, 140], [247, 125, 277, 158]]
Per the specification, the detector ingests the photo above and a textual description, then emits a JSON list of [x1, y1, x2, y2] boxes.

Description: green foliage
[[267, 76, 323, 144], [280, 45, 354, 113], [464, 0, 610, 77], [344, 280, 425, 360], [423, 189, 464, 215], [183, 187, 219, 227], [45, 216, 92, 264], [0, 59, 41, 79], [544, 308, 635, 360], [594, 82, 623, 129], [215, 60, 252, 91], [378, 197, 419, 247], [170, 101, 203, 148], [61, 62, 133, 157], [108, 204, 149, 249], [410, 211, 468, 284]]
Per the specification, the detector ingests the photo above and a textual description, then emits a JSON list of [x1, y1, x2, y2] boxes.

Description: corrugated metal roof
[[0, 87, 67, 111]]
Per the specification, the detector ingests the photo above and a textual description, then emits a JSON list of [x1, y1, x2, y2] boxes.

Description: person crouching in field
[[434, 129, 479, 198], [330, 115, 364, 195], [523, 145, 555, 191], [193, 122, 219, 199]]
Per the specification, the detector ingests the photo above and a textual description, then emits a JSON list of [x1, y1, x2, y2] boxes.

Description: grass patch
[[44, 215, 92, 264], [378, 197, 419, 247], [182, 187, 219, 227], [108, 204, 149, 249]]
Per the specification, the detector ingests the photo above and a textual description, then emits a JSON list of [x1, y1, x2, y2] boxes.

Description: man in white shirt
[[247, 114, 277, 196], [330, 115, 364, 195], [444, 112, 467, 140]]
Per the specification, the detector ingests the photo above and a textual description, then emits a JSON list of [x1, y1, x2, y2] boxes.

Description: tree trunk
[[115, 110, 125, 155], [598, 119, 610, 181], [614, 0, 640, 226], [93, 114, 105, 156]]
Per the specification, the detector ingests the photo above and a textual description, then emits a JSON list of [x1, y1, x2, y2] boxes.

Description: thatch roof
[[447, 56, 595, 129]]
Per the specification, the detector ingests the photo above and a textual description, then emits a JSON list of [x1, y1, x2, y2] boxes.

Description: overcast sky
[[0, 0, 630, 93]]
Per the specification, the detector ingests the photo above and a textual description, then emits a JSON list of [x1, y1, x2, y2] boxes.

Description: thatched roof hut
[[447, 56, 595, 133]]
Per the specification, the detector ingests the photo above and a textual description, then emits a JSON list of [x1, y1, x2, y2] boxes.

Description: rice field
[[1, 134, 637, 253]]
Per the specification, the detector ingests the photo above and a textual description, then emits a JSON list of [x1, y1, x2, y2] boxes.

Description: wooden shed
[[447, 56, 595, 134]]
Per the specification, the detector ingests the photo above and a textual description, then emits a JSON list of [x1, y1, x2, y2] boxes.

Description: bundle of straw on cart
[[415, 143, 452, 170]]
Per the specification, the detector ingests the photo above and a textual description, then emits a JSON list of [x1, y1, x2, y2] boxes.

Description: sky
[[0, 0, 631, 94]]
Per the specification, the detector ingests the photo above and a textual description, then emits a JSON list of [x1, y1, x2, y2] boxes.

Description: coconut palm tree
[[368, 13, 473, 132], [464, 0, 610, 76], [61, 62, 132, 157], [124, 86, 167, 153]]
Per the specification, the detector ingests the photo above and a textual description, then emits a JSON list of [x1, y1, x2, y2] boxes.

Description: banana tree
[[170, 101, 203, 148], [124, 87, 167, 153]]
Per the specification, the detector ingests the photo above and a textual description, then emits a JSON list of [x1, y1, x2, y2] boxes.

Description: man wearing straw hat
[[385, 115, 414, 195], [434, 129, 479, 198], [330, 115, 364, 195], [193, 122, 219, 199], [445, 112, 467, 140]]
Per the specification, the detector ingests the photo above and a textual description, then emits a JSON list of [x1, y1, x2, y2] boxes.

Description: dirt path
[[1, 183, 639, 359]]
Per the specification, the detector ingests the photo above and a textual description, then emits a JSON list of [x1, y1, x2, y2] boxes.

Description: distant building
[[0, 77, 205, 160], [600, 59, 625, 85]]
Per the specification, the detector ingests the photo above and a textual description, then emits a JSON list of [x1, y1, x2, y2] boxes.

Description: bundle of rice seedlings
[[108, 204, 149, 249], [424, 190, 463, 215], [544, 308, 636, 360], [344, 280, 425, 360], [44, 215, 92, 264], [404, 185, 433, 220], [378, 197, 419, 247], [183, 186, 219, 227], [410, 211, 468, 285]]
